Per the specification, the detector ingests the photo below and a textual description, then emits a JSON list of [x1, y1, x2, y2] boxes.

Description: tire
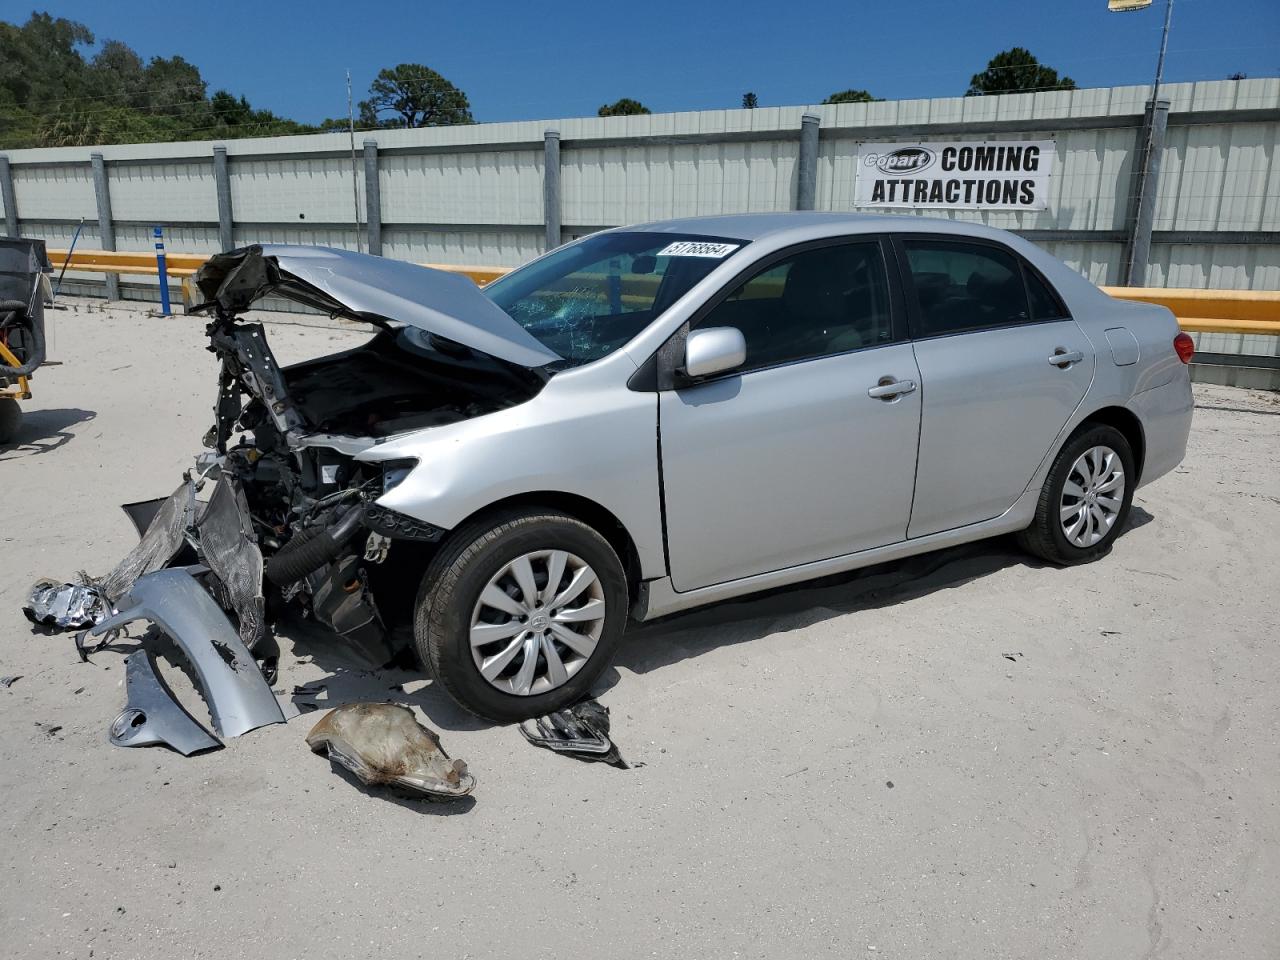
[[413, 509, 628, 723], [0, 398, 21, 445], [1017, 423, 1136, 566]]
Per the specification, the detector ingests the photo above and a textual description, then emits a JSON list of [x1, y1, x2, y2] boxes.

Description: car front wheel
[[413, 509, 628, 723], [1017, 423, 1136, 565]]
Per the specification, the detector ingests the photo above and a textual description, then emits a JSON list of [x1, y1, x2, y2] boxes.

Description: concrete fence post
[[363, 140, 382, 257], [796, 113, 821, 211], [0, 156, 17, 238], [213, 145, 234, 252], [1123, 98, 1170, 287], [543, 130, 562, 251], [90, 152, 119, 300]]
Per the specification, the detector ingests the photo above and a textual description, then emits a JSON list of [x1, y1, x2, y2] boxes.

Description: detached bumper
[[89, 568, 286, 739]]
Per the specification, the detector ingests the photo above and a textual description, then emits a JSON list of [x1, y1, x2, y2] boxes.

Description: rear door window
[[1025, 267, 1070, 321], [900, 239, 1034, 338]]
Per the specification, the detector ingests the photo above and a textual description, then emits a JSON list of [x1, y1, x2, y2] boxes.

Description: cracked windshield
[[483, 232, 745, 365]]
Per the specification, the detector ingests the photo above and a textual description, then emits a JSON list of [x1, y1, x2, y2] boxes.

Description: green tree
[[966, 48, 1075, 96], [206, 90, 310, 137], [822, 89, 878, 104], [140, 55, 206, 119], [598, 97, 650, 117], [0, 12, 323, 147], [358, 64, 473, 128], [89, 40, 147, 109], [742, 91, 758, 109], [0, 13, 93, 114]]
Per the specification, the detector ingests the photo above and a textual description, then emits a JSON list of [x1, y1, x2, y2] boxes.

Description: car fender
[[355, 378, 667, 580]]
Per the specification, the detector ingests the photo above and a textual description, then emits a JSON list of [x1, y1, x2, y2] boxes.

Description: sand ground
[[1, 300, 1277, 960]]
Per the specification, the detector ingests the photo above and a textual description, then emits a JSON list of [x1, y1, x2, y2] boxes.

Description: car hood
[[186, 245, 560, 368]]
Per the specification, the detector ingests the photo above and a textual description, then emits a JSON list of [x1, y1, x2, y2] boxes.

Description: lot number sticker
[[656, 241, 740, 258]]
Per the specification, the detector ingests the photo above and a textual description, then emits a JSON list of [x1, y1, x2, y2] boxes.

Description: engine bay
[[201, 308, 547, 665]]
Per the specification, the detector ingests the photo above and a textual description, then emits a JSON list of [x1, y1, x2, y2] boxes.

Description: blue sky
[[29, 0, 1280, 122]]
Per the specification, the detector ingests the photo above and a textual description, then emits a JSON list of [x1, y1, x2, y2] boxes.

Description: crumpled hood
[[186, 244, 560, 368]]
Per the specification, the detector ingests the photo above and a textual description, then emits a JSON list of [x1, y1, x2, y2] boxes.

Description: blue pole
[[54, 217, 85, 298], [153, 226, 171, 317]]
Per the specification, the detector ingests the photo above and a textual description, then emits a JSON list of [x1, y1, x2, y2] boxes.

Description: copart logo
[[870, 147, 937, 176]]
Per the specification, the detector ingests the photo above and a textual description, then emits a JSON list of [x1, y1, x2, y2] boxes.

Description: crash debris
[[305, 702, 475, 799], [88, 567, 287, 740], [519, 699, 627, 768], [14, 244, 630, 796], [23, 580, 109, 630], [24, 478, 197, 631], [109, 650, 221, 756]]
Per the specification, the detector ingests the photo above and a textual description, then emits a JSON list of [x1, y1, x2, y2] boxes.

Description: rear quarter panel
[[1069, 296, 1193, 488]]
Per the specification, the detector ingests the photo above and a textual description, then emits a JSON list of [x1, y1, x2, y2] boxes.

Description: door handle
[[1048, 348, 1084, 367], [867, 377, 917, 400]]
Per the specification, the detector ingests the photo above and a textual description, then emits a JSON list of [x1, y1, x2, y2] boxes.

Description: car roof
[[626, 212, 1019, 243], [620, 211, 1112, 313]]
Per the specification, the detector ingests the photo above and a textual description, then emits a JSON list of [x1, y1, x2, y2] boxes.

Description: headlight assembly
[[380, 459, 418, 494]]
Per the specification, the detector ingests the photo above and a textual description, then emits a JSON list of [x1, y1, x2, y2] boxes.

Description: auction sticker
[[656, 241, 739, 258]]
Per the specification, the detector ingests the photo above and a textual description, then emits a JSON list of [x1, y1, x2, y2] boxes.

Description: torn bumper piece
[[110, 650, 221, 756], [364, 504, 446, 543], [88, 568, 286, 739]]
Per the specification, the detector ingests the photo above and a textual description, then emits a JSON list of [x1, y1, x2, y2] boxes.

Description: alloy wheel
[[1060, 444, 1125, 548], [468, 550, 606, 696]]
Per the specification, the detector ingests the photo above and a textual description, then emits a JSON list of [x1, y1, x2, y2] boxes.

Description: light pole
[[1147, 0, 1175, 111], [1114, 0, 1176, 286]]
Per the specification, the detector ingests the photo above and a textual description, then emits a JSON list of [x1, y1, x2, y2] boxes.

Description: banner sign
[[853, 140, 1056, 211]]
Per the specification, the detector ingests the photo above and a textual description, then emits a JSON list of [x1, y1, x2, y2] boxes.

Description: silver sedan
[[192, 213, 1195, 721]]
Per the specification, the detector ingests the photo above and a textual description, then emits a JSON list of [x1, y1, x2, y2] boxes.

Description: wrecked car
[[175, 214, 1191, 722]]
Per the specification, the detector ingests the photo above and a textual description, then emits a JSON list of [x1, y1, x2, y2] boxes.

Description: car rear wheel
[[413, 509, 628, 723], [1017, 423, 1135, 565]]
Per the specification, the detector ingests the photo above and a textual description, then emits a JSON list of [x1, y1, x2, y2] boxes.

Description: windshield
[[483, 231, 745, 366]]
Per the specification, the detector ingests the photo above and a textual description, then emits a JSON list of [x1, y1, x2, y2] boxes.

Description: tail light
[[1173, 332, 1195, 364]]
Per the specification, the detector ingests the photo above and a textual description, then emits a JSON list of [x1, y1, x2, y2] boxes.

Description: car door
[[895, 235, 1094, 539], [658, 237, 922, 592]]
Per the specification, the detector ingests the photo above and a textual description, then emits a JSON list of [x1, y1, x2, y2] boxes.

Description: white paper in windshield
[[656, 241, 739, 259]]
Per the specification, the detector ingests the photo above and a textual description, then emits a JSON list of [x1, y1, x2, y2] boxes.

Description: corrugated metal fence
[[1, 78, 1277, 383]]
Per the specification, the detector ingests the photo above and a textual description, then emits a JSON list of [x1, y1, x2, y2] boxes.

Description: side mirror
[[683, 326, 746, 379]]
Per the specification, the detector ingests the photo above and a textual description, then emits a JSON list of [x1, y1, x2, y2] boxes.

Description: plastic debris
[[0, 675, 21, 688], [87, 568, 286, 739], [109, 650, 221, 756], [519, 699, 627, 768], [22, 480, 197, 632], [98, 479, 197, 603], [305, 703, 475, 799]]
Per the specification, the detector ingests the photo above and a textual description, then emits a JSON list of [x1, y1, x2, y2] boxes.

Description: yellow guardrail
[[47, 249, 508, 287], [1099, 286, 1280, 336], [46, 249, 1280, 335]]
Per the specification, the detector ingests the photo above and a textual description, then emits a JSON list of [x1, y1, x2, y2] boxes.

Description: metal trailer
[[0, 238, 53, 443]]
